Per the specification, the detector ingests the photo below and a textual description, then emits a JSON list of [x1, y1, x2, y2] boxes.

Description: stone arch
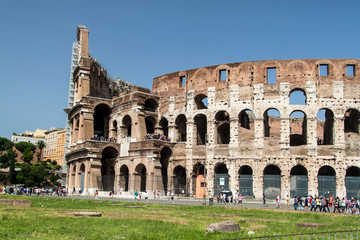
[[119, 164, 130, 192], [193, 162, 206, 198], [101, 146, 118, 191], [263, 164, 281, 198], [289, 88, 306, 105], [175, 114, 187, 142], [122, 115, 132, 138], [194, 114, 207, 145], [214, 162, 229, 194], [79, 163, 86, 193], [344, 108, 360, 134], [159, 117, 169, 137], [290, 164, 308, 197], [144, 98, 158, 112], [160, 147, 172, 192], [215, 111, 230, 144], [238, 165, 253, 196], [238, 109, 255, 141], [345, 166, 360, 199], [289, 110, 307, 146], [318, 165, 336, 197], [173, 165, 186, 194], [263, 108, 281, 138], [134, 163, 147, 192], [317, 108, 334, 145], [286, 60, 311, 77], [145, 116, 156, 134], [194, 94, 208, 110], [94, 103, 111, 140]]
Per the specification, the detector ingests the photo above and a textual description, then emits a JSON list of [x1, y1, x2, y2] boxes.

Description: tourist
[[134, 190, 138, 200], [239, 194, 243, 205], [276, 195, 281, 208], [94, 190, 98, 199], [263, 194, 267, 206]]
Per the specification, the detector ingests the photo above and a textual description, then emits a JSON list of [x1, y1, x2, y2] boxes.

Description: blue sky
[[0, 0, 359, 139]]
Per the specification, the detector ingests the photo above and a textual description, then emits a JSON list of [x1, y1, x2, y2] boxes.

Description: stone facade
[[66, 26, 360, 199]]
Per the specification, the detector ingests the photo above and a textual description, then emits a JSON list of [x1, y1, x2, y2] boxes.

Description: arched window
[[289, 89, 306, 105], [194, 114, 207, 145], [344, 109, 360, 133], [318, 166, 336, 197], [289, 111, 307, 146], [144, 99, 158, 112], [317, 109, 334, 145], [194, 94, 208, 109], [263, 164, 281, 198], [264, 109, 280, 138], [290, 165, 308, 197], [238, 165, 253, 196], [145, 116, 156, 134], [122, 115, 132, 138], [215, 111, 230, 144], [94, 104, 111, 139], [175, 114, 187, 142]]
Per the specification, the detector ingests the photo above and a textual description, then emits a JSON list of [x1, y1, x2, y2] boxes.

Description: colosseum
[[66, 25, 360, 200]]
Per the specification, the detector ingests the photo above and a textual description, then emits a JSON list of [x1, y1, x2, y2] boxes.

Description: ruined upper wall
[[152, 59, 360, 98]]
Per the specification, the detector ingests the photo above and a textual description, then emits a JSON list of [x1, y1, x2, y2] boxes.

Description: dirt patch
[[296, 223, 326, 228], [125, 206, 144, 208], [210, 214, 239, 217]]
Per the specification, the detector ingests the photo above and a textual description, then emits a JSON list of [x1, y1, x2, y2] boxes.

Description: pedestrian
[[276, 195, 281, 208], [134, 190, 138, 200], [293, 196, 298, 210], [171, 191, 174, 203], [285, 195, 290, 208], [239, 194, 243, 205], [94, 190, 98, 199], [263, 194, 267, 206]]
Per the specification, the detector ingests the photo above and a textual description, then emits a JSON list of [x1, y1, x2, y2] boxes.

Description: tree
[[0, 137, 14, 151], [15, 142, 36, 153], [0, 154, 9, 168], [37, 141, 45, 161], [8, 149, 17, 184], [22, 147, 34, 163]]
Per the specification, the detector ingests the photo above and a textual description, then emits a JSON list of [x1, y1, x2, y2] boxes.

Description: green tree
[[8, 149, 17, 184], [0, 173, 7, 185], [0, 154, 9, 168], [0, 137, 14, 151], [15, 142, 36, 153], [37, 141, 45, 161], [16, 163, 48, 187], [22, 147, 34, 163]]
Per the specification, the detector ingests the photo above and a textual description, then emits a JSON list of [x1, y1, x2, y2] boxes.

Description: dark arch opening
[[290, 165, 308, 197], [122, 115, 132, 138], [263, 164, 281, 198], [160, 147, 172, 192], [289, 111, 307, 146], [175, 114, 187, 142], [173, 165, 186, 194], [120, 165, 129, 191], [344, 109, 360, 133], [215, 111, 230, 144], [195, 94, 208, 110], [193, 163, 206, 198], [159, 117, 169, 137], [101, 147, 118, 191], [135, 164, 147, 192], [144, 99, 158, 112], [214, 163, 229, 193], [345, 166, 360, 199], [238, 165, 253, 196], [145, 116, 156, 134], [194, 114, 207, 145], [318, 166, 336, 198], [94, 104, 111, 139], [317, 109, 334, 145]]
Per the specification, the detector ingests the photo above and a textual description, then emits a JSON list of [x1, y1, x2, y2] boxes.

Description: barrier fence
[[232, 230, 360, 240]]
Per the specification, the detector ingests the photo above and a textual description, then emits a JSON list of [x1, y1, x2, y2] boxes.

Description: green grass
[[0, 195, 359, 239]]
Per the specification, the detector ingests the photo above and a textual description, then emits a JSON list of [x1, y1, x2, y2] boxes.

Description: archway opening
[[122, 115, 132, 138], [195, 94, 208, 110], [289, 89, 306, 105], [238, 165, 253, 196], [94, 104, 111, 139], [345, 166, 360, 199], [290, 165, 308, 197], [318, 166, 336, 197], [159, 117, 169, 137], [144, 99, 158, 112], [290, 111, 307, 146], [145, 116, 156, 134], [215, 111, 230, 144], [79, 164, 85, 193], [264, 109, 280, 138], [101, 147, 118, 191], [194, 114, 207, 145], [214, 163, 229, 194], [263, 164, 281, 198], [175, 114, 187, 142], [160, 147, 172, 193], [193, 163, 206, 198], [173, 166, 186, 195], [120, 165, 129, 192], [135, 164, 147, 192], [344, 109, 360, 134], [317, 109, 334, 145]]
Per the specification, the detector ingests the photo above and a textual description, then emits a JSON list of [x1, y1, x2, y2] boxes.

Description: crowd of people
[[284, 194, 360, 214], [216, 191, 243, 205], [91, 134, 116, 142], [0, 186, 68, 197], [145, 133, 170, 142]]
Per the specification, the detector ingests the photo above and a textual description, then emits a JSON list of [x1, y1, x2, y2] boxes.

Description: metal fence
[[318, 176, 336, 198], [232, 230, 360, 240]]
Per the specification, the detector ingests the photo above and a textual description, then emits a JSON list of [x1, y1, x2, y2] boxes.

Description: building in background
[[44, 128, 65, 165], [11, 129, 46, 145]]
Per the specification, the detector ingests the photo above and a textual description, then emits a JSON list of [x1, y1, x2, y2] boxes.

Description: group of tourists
[[216, 191, 243, 205], [286, 195, 360, 214], [1, 186, 68, 197], [145, 133, 170, 142], [91, 134, 116, 142]]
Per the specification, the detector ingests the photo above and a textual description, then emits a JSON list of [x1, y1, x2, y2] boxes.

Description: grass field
[[0, 195, 359, 240]]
